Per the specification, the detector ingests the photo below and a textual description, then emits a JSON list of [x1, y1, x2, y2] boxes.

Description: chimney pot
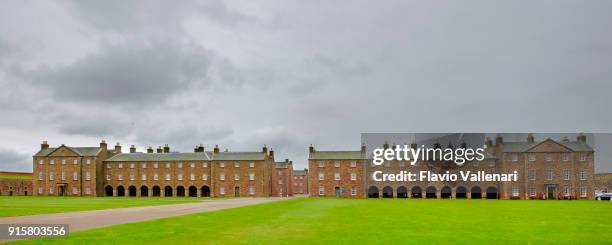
[[577, 133, 587, 143], [309, 144, 315, 153], [130, 145, 136, 153], [147, 146, 153, 153], [41, 140, 49, 150], [214, 144, 220, 154]]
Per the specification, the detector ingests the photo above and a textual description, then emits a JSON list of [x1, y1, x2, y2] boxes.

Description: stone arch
[[176, 186, 185, 197], [128, 186, 137, 197], [201, 186, 210, 197], [164, 186, 173, 197], [441, 186, 452, 199], [411, 186, 423, 198], [456, 186, 467, 199], [105, 185, 113, 197], [188, 186, 197, 197], [140, 186, 149, 197], [397, 186, 408, 198], [117, 185, 125, 197], [471, 186, 482, 199], [382, 186, 393, 198], [367, 186, 379, 198], [486, 186, 498, 199], [426, 186, 437, 199], [152, 186, 161, 197]]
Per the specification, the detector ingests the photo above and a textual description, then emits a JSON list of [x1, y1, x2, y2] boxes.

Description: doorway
[[234, 187, 240, 197], [58, 184, 66, 196], [547, 186, 557, 199], [334, 187, 341, 197]]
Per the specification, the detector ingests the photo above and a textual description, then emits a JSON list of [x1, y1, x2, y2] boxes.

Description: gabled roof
[[105, 152, 212, 162], [212, 152, 266, 161], [309, 150, 363, 160], [293, 170, 308, 176], [501, 139, 593, 153], [34, 146, 104, 157]]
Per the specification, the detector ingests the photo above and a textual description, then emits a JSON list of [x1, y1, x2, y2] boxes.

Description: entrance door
[[547, 186, 556, 199], [335, 187, 341, 197], [58, 185, 66, 196], [234, 187, 240, 197]]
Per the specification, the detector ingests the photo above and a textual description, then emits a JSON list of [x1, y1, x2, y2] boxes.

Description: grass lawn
[[0, 196, 202, 217], [11, 198, 612, 244]]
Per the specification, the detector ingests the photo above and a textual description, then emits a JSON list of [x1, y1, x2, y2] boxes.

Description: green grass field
[[10, 198, 612, 244], [0, 196, 201, 217]]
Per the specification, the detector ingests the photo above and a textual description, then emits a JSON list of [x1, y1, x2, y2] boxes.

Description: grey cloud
[[0, 148, 31, 172]]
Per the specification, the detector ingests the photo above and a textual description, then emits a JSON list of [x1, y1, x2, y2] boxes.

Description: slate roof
[[309, 150, 364, 160], [105, 152, 212, 162], [212, 152, 266, 161], [276, 162, 289, 168], [293, 170, 308, 176], [501, 140, 593, 152], [34, 147, 104, 157]]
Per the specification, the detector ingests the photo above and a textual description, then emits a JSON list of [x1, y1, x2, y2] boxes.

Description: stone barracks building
[[0, 171, 33, 196], [292, 169, 309, 195], [33, 141, 292, 197], [309, 134, 595, 200]]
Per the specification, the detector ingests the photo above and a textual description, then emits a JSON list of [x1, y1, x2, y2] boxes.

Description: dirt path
[[0, 197, 286, 242]]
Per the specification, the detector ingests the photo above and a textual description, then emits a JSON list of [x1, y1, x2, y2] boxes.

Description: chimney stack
[[383, 141, 389, 149], [485, 137, 493, 148], [361, 144, 366, 153], [213, 144, 220, 154], [309, 144, 315, 153], [156, 146, 163, 153], [527, 133, 535, 143], [495, 134, 503, 146], [269, 148, 274, 158], [194, 144, 205, 152], [147, 146, 153, 153], [262, 144, 268, 154], [577, 133, 587, 143], [460, 141, 467, 149], [115, 142, 122, 153], [100, 140, 107, 150], [41, 140, 49, 150], [163, 144, 170, 153], [130, 145, 136, 153], [285, 158, 289, 163]]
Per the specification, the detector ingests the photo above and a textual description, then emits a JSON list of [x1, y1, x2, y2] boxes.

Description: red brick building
[[308, 145, 366, 198], [272, 159, 293, 197], [0, 172, 33, 196], [292, 169, 308, 195]]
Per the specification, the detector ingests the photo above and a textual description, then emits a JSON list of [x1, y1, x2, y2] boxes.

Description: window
[[249, 162, 255, 168], [118, 163, 123, 169], [130, 174, 135, 180], [564, 186, 570, 196], [142, 174, 147, 180], [579, 153, 587, 161], [190, 162, 195, 168], [351, 187, 357, 196], [154, 163, 159, 168], [580, 187, 587, 197], [562, 154, 569, 162], [319, 187, 325, 195], [351, 173, 357, 180], [165, 173, 171, 181], [130, 163, 135, 169], [529, 187, 536, 197], [165, 163, 171, 168], [318, 161, 324, 168], [563, 169, 570, 180], [106, 174, 110, 181], [334, 161, 340, 168], [72, 187, 78, 194], [73, 159, 78, 165], [545, 154, 552, 162], [61, 159, 66, 165], [85, 187, 91, 194], [39, 159, 43, 165], [528, 154, 536, 162], [249, 186, 255, 195], [219, 162, 225, 168], [61, 172, 66, 181], [86, 159, 91, 165], [49, 187, 54, 194], [220, 173, 225, 180], [512, 187, 519, 197], [49, 172, 55, 180], [178, 163, 183, 168], [38, 172, 43, 180], [546, 167, 553, 180], [220, 187, 225, 195], [106, 164, 111, 169], [234, 162, 240, 168], [142, 163, 147, 168], [319, 173, 324, 180], [278, 180, 283, 184], [399, 161, 405, 167], [50, 159, 55, 165], [580, 170, 587, 180], [38, 187, 43, 194], [334, 173, 340, 180], [118, 174, 123, 181], [384, 161, 391, 167], [202, 174, 208, 180], [529, 170, 536, 180], [249, 173, 255, 181], [234, 173, 240, 180], [177, 174, 183, 181], [509, 154, 517, 162], [190, 173, 195, 181], [154, 174, 159, 180], [202, 162, 208, 168], [72, 172, 77, 180], [349, 161, 357, 167], [85, 171, 91, 181]]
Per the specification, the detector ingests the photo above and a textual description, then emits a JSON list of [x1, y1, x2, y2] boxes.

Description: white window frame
[[546, 167, 553, 180], [334, 173, 340, 180], [202, 174, 208, 180], [86, 159, 91, 165], [142, 174, 147, 180], [220, 173, 225, 180], [49, 172, 55, 180], [249, 173, 255, 181], [529, 187, 536, 197], [351, 187, 356, 196], [580, 170, 587, 180], [154, 174, 159, 180], [351, 173, 357, 181], [512, 187, 519, 197], [177, 174, 183, 181], [234, 162, 240, 168], [319, 173, 324, 180], [165, 173, 171, 181], [190, 173, 195, 181], [38, 172, 43, 180], [511, 154, 518, 162], [319, 187, 325, 195], [85, 171, 91, 181], [220, 187, 225, 195], [563, 169, 570, 180], [219, 162, 225, 168], [580, 187, 587, 197], [249, 162, 255, 168], [528, 154, 536, 162], [130, 163, 135, 169], [234, 173, 240, 180], [318, 161, 324, 168]]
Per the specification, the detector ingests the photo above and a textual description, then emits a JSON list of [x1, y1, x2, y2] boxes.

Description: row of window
[[318, 161, 358, 168], [38, 159, 92, 165], [107, 162, 256, 169], [514, 187, 588, 197], [217, 186, 256, 195], [39, 172, 90, 181], [511, 153, 588, 162], [527, 169, 588, 180], [318, 172, 358, 181], [38, 187, 92, 195], [318, 186, 358, 196], [106, 173, 257, 181]]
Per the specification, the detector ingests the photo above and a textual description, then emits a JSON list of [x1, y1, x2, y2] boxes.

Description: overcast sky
[[1, 0, 612, 172]]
